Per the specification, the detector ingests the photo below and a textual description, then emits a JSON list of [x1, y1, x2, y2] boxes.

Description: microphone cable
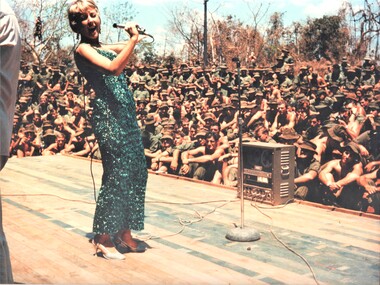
[[250, 198, 321, 285], [88, 141, 97, 203], [82, 86, 98, 203]]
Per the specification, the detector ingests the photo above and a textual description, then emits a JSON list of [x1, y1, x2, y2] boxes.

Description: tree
[[344, 0, 380, 60], [100, 0, 136, 43], [243, 1, 270, 66], [167, 5, 204, 63], [298, 15, 349, 61], [260, 12, 286, 64], [11, 0, 140, 68], [208, 15, 264, 68], [11, 0, 72, 66]]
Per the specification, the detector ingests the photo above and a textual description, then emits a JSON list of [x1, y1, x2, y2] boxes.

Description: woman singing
[[68, 0, 147, 260]]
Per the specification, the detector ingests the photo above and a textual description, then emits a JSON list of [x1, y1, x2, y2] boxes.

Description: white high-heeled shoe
[[91, 239, 126, 260]]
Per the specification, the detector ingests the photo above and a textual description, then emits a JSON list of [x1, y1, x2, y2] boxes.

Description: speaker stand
[[226, 58, 260, 242]]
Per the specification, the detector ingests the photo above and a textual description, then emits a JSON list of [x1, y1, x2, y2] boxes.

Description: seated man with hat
[[180, 131, 225, 182], [318, 142, 364, 209], [357, 164, 380, 214], [133, 81, 149, 102], [14, 124, 40, 157], [294, 141, 321, 201], [150, 132, 176, 174]]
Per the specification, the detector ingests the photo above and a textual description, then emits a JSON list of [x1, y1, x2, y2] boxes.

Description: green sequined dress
[[75, 46, 147, 234]]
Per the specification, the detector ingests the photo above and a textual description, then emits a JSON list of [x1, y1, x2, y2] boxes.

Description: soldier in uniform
[[211, 65, 230, 97], [133, 81, 150, 102], [36, 64, 51, 93], [18, 63, 33, 96]]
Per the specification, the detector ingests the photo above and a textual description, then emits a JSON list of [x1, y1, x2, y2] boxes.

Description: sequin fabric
[[75, 47, 147, 234]]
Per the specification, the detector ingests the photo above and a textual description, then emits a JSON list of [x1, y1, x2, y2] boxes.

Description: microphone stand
[[226, 58, 260, 242]]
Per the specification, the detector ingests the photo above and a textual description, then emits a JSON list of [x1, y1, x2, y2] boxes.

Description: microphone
[[112, 23, 146, 35], [113, 23, 154, 43]]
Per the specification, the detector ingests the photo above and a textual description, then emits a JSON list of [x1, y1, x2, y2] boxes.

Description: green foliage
[[299, 15, 349, 61]]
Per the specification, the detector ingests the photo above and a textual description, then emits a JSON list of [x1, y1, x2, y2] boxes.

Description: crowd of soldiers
[[11, 49, 380, 214]]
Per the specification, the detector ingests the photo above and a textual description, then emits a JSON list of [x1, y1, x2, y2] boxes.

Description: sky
[[96, 0, 370, 54]]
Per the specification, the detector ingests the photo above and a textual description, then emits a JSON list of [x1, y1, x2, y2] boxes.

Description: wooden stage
[[0, 155, 379, 285]]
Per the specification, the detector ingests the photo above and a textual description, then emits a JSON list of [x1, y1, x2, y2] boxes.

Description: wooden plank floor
[[0, 155, 379, 285]]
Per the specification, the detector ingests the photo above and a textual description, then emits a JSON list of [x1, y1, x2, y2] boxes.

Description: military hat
[[314, 102, 330, 110], [295, 93, 306, 101], [161, 133, 173, 141], [327, 125, 347, 142], [317, 90, 327, 97], [282, 92, 293, 99], [321, 121, 338, 130], [299, 140, 317, 154], [346, 84, 356, 90], [344, 142, 361, 158], [195, 129, 207, 138], [230, 95, 239, 102], [22, 91, 33, 97], [253, 72, 261, 78], [23, 124, 35, 134], [279, 128, 300, 140], [203, 113, 215, 121], [159, 102, 169, 109], [145, 113, 155, 125], [136, 98, 148, 105], [42, 121, 54, 129], [149, 100, 158, 107], [264, 81, 274, 87], [267, 100, 278, 106], [310, 86, 318, 92], [43, 128, 56, 138], [345, 93, 358, 101], [188, 90, 196, 97], [240, 94, 248, 101]]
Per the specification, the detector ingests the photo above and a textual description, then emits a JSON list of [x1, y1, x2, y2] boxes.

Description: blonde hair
[[67, 0, 99, 33]]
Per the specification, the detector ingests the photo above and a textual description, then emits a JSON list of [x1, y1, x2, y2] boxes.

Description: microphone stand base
[[226, 227, 260, 242]]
